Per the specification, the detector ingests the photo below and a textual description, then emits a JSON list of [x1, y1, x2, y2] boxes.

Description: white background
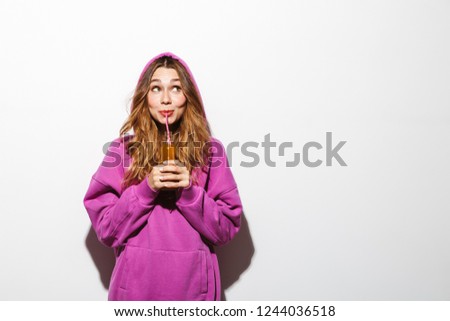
[[0, 0, 449, 300]]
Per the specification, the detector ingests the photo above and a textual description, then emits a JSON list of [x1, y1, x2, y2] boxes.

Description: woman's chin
[[156, 117, 180, 128], [155, 116, 169, 124]]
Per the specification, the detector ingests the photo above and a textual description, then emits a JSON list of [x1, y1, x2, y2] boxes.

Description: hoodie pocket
[[120, 246, 208, 300]]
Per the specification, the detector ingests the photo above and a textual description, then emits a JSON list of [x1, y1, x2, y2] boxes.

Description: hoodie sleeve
[[83, 139, 159, 248], [175, 138, 243, 246]]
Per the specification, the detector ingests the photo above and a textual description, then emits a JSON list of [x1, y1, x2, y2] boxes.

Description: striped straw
[[165, 114, 171, 144]]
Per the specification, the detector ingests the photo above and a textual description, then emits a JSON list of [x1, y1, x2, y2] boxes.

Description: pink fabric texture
[[83, 53, 242, 301]]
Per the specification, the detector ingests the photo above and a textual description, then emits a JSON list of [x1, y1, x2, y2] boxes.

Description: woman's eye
[[150, 86, 181, 93]]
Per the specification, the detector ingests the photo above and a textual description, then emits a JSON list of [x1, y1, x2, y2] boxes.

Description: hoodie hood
[[134, 52, 204, 114]]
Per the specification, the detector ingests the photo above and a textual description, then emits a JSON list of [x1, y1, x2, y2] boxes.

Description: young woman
[[83, 52, 243, 301]]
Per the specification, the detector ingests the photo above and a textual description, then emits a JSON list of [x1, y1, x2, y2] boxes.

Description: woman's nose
[[161, 89, 171, 105]]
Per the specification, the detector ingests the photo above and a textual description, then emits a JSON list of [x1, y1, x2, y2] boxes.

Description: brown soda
[[162, 141, 175, 162]]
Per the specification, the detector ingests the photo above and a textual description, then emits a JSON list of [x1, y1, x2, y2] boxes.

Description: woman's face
[[147, 67, 187, 127]]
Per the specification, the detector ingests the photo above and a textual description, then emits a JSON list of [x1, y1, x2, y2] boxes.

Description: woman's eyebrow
[[150, 78, 181, 83]]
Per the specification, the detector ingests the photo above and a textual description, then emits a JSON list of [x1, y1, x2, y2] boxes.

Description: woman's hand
[[147, 160, 191, 191]]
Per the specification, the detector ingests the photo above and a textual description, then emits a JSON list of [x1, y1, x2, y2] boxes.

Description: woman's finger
[[159, 174, 181, 182], [161, 165, 180, 173], [160, 181, 180, 189]]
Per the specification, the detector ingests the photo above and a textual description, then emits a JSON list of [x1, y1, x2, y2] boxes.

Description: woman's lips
[[159, 110, 174, 117]]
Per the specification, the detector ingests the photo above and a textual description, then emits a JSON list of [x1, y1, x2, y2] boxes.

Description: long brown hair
[[119, 55, 212, 189]]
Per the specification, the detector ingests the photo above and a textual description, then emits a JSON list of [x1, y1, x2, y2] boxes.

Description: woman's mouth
[[159, 110, 174, 117]]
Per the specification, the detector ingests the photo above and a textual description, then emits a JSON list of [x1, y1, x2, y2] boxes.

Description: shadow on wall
[[217, 213, 254, 300], [85, 213, 254, 299], [85, 228, 115, 290]]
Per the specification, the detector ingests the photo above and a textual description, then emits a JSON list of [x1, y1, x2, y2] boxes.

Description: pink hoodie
[[83, 52, 243, 301]]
